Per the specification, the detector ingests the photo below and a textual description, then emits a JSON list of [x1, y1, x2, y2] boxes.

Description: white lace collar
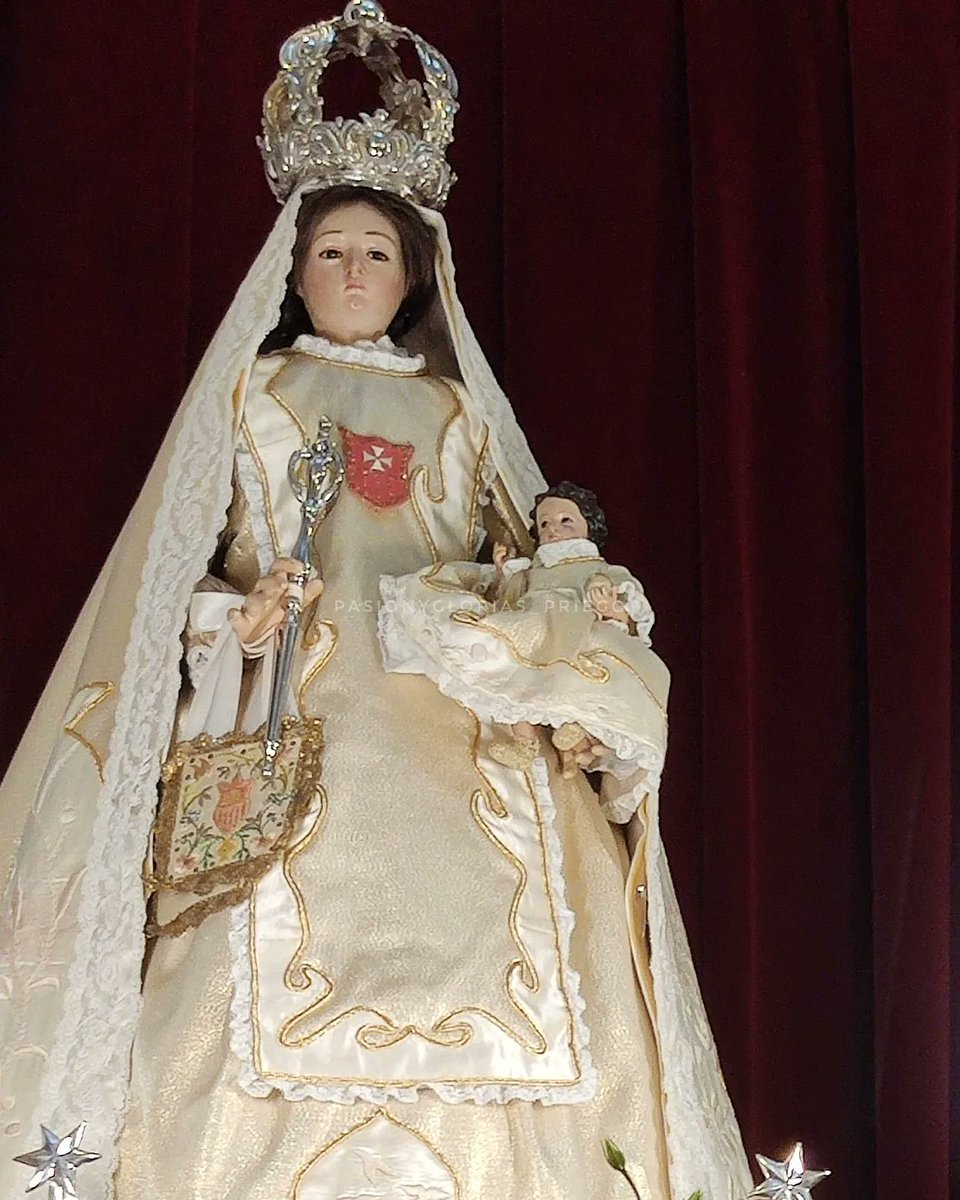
[[533, 538, 602, 567], [292, 332, 426, 375]]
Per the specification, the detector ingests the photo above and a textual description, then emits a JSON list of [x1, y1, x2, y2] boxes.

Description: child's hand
[[585, 574, 627, 623], [552, 723, 609, 778]]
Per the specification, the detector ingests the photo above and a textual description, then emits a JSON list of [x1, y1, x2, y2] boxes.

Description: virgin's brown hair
[[259, 184, 438, 353]]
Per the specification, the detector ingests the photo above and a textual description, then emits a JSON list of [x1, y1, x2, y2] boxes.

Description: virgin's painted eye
[[319, 248, 342, 260], [368, 249, 389, 262]]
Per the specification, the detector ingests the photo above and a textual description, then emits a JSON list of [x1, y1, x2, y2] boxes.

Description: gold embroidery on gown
[[62, 682, 116, 782], [115, 348, 672, 1200]]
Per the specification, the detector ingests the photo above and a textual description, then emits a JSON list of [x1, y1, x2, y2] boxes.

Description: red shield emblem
[[339, 427, 414, 509]]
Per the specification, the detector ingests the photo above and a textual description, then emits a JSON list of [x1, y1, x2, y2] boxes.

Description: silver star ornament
[[749, 1143, 831, 1200], [14, 1122, 101, 1199]]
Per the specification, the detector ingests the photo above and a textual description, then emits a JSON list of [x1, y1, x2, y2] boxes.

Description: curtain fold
[[679, 1, 873, 1183], [848, 4, 957, 1196], [1, 3, 954, 1197]]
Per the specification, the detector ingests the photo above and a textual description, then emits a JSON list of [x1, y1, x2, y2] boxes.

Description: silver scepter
[[262, 415, 345, 776]]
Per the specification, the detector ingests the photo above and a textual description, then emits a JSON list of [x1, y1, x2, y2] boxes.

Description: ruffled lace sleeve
[[616, 577, 655, 647], [178, 472, 270, 741]]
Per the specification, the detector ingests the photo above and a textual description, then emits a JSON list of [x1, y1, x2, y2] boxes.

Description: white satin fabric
[[146, 343, 595, 1113], [294, 1111, 459, 1199], [231, 755, 594, 1105], [379, 544, 669, 824], [1, 190, 753, 1200]]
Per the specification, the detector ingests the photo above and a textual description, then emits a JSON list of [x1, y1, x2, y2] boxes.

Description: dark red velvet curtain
[[1, 4, 955, 1198]]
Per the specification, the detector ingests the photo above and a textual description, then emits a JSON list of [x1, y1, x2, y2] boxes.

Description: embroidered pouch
[[145, 717, 323, 938]]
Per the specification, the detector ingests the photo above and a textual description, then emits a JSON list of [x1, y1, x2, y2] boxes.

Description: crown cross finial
[[259, 2, 459, 209], [344, 1, 386, 23]]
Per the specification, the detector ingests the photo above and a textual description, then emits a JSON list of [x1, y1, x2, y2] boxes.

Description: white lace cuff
[[616, 579, 655, 646], [181, 593, 246, 740], [501, 556, 532, 578]]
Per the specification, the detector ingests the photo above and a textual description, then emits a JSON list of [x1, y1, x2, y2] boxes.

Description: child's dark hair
[[529, 481, 608, 550]]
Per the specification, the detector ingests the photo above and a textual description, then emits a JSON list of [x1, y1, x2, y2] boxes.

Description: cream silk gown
[[114, 335, 672, 1199]]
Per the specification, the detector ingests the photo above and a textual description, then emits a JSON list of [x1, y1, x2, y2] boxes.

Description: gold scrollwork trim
[[280, 1002, 474, 1052], [297, 622, 340, 713], [252, 706, 581, 1085], [292, 1110, 461, 1200], [444, 606, 668, 719], [281, 1003, 364, 1050], [470, 792, 538, 993], [540, 555, 607, 568], [590, 648, 669, 719], [239, 418, 282, 557], [302, 610, 332, 651], [280, 784, 332, 995], [62, 681, 115, 782], [466, 428, 489, 555], [450, 610, 611, 682], [520, 764, 582, 1076], [357, 1018, 473, 1051], [264, 357, 314, 441], [432, 776, 548, 1057], [433, 1002, 546, 1056], [275, 773, 547, 1059], [408, 377, 463, 565], [464, 711, 582, 1075], [419, 561, 492, 597]]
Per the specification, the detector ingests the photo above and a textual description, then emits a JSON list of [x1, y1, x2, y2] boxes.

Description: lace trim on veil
[[644, 806, 754, 1199], [31, 192, 304, 1200]]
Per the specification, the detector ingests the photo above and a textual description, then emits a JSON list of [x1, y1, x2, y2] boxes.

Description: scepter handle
[[261, 418, 344, 776]]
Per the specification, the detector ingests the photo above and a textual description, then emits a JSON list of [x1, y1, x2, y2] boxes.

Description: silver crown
[[259, 1, 459, 209]]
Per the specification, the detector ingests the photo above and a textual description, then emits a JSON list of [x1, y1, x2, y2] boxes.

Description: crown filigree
[[259, 1, 459, 210]]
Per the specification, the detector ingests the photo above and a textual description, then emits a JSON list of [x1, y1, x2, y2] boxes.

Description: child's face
[[535, 497, 590, 545]]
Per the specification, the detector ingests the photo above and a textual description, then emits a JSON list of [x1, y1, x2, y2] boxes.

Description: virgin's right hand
[[227, 558, 324, 649]]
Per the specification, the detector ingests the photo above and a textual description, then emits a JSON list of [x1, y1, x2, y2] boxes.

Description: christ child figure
[[487, 482, 651, 774], [379, 482, 662, 784]]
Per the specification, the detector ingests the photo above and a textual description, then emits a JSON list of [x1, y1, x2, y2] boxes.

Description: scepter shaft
[[262, 416, 344, 775]]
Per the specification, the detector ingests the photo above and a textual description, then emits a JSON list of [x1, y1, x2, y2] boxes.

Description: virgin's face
[[297, 201, 406, 344], [535, 497, 590, 545]]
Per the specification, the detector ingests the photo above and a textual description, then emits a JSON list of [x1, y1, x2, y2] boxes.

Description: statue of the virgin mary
[[0, 5, 752, 1198]]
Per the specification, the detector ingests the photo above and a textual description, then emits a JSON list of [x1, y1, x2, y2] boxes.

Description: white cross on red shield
[[339, 427, 415, 509]]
